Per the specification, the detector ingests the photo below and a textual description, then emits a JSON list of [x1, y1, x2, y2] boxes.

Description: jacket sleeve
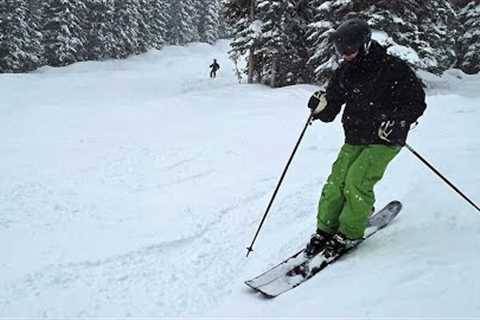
[[389, 60, 427, 124], [316, 70, 346, 122]]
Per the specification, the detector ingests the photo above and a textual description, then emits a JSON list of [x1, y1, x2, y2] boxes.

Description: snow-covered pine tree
[[166, 0, 200, 45], [365, 0, 458, 74], [250, 0, 274, 84], [426, 0, 459, 71], [457, 1, 480, 74], [0, 0, 42, 72], [24, 0, 44, 67], [304, 0, 334, 84], [224, 0, 263, 83], [112, 0, 142, 58], [218, 0, 232, 39], [136, 0, 153, 53], [193, 0, 204, 41], [149, 0, 169, 49], [290, 0, 316, 84], [255, 0, 275, 85], [198, 0, 221, 44], [42, 0, 88, 66], [256, 0, 311, 87], [85, 0, 115, 60]]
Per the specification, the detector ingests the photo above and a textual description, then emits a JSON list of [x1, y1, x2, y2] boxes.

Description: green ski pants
[[317, 144, 401, 239]]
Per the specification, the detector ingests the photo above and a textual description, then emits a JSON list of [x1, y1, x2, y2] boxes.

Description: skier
[[306, 18, 426, 258], [209, 59, 220, 78]]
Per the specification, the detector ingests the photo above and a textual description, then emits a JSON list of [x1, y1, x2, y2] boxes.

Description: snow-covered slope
[[1, 40, 479, 317]]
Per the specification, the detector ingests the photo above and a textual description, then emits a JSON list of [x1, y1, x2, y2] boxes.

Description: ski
[[245, 200, 402, 298]]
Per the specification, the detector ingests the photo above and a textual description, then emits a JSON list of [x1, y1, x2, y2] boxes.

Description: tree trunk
[[247, 0, 256, 83], [270, 55, 277, 87]]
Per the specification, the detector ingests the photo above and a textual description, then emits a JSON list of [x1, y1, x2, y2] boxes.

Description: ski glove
[[308, 90, 328, 119], [378, 120, 409, 143]]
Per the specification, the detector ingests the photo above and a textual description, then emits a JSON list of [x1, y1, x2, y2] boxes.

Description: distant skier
[[306, 18, 426, 257], [209, 59, 220, 78]]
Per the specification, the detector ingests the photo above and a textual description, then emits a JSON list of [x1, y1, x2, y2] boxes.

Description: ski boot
[[323, 233, 361, 261], [304, 229, 332, 257]]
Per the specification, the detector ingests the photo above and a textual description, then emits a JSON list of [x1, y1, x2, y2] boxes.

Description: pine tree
[[224, 0, 262, 83], [112, 0, 142, 58], [365, 0, 458, 74], [193, 0, 204, 41], [256, 0, 284, 85], [218, 0, 231, 38], [42, 0, 88, 66], [290, 0, 316, 84], [0, 0, 42, 72], [198, 0, 221, 44], [149, 0, 169, 49], [457, 1, 480, 74], [25, 0, 44, 66], [85, 0, 115, 60], [256, 0, 300, 86], [167, 0, 200, 45], [137, 0, 153, 52]]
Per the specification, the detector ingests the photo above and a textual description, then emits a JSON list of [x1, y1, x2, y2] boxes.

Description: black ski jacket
[[210, 62, 220, 72], [316, 41, 426, 146]]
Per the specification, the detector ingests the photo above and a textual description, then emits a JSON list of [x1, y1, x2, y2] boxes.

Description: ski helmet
[[330, 18, 372, 56]]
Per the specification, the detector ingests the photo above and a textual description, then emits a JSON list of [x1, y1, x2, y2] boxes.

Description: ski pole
[[405, 143, 480, 212], [246, 113, 314, 257]]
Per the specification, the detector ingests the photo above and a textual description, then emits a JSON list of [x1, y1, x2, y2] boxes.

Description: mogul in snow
[[306, 18, 427, 257], [209, 58, 220, 78]]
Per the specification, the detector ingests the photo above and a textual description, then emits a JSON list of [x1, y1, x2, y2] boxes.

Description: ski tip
[[390, 200, 402, 206], [388, 200, 402, 210]]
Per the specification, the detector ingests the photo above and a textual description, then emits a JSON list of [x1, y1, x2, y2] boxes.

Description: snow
[[1, 40, 480, 317], [373, 31, 424, 67], [249, 19, 264, 36], [318, 1, 333, 11]]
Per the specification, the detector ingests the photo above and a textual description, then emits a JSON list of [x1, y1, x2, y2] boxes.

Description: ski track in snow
[[1, 40, 480, 317]]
